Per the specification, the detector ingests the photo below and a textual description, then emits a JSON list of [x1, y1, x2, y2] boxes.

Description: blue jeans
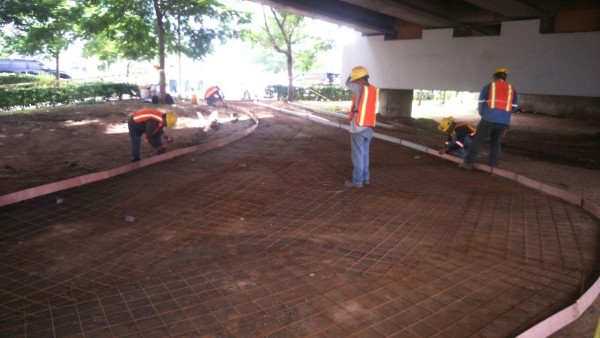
[[464, 119, 508, 167], [350, 127, 374, 184], [448, 136, 472, 159]]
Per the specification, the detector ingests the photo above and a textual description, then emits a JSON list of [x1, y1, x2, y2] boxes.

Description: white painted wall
[[342, 20, 600, 98]]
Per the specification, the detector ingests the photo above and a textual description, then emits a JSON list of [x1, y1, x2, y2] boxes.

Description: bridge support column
[[378, 89, 413, 118]]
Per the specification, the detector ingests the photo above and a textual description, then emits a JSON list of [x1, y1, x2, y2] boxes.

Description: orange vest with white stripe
[[349, 85, 379, 127], [205, 86, 219, 99], [487, 81, 514, 111], [133, 109, 164, 133]]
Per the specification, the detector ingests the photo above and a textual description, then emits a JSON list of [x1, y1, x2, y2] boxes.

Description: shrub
[[265, 85, 352, 102], [0, 73, 53, 86], [0, 82, 140, 110]]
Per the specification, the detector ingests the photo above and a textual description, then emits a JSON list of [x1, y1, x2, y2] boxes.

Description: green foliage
[[81, 35, 119, 71], [0, 0, 56, 27], [0, 73, 44, 85], [2, 0, 82, 80], [250, 7, 334, 101], [78, 0, 250, 62], [266, 85, 352, 101], [0, 82, 140, 110]]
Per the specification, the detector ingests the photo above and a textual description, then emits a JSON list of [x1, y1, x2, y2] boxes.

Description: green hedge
[[0, 81, 140, 110], [266, 85, 352, 101], [0, 73, 46, 85]]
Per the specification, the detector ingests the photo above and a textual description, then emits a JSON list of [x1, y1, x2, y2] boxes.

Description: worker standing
[[345, 66, 379, 188], [128, 109, 177, 162], [460, 67, 518, 169], [437, 116, 477, 159], [204, 85, 225, 106]]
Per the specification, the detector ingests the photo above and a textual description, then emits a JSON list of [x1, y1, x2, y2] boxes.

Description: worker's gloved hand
[[157, 147, 167, 155], [165, 136, 173, 143], [437, 147, 447, 155]]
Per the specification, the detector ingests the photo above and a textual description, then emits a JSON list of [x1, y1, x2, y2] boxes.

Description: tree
[[81, 35, 119, 73], [78, 0, 250, 103], [251, 7, 333, 101], [1, 0, 81, 83]]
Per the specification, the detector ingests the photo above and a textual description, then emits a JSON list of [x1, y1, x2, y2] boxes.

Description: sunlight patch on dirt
[[64, 119, 101, 127], [104, 123, 129, 134]]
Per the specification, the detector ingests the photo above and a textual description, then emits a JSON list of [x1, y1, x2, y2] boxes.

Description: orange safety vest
[[205, 86, 219, 99], [488, 81, 514, 111], [349, 85, 379, 127], [132, 109, 164, 134]]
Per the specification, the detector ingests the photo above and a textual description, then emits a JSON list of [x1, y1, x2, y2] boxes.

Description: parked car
[[0, 59, 71, 79]]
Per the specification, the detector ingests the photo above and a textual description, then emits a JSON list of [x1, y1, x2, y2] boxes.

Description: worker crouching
[[437, 116, 476, 159], [128, 109, 177, 162]]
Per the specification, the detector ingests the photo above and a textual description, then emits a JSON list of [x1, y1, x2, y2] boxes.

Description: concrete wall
[[342, 20, 600, 98], [518, 94, 600, 119]]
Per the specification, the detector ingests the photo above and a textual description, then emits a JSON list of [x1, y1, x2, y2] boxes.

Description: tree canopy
[[1, 0, 250, 98], [1, 0, 82, 82], [77, 0, 250, 102], [250, 6, 333, 101]]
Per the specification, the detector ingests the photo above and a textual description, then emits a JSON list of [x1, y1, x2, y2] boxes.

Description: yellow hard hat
[[165, 111, 177, 127], [438, 116, 454, 132], [350, 66, 369, 82], [494, 67, 508, 75]]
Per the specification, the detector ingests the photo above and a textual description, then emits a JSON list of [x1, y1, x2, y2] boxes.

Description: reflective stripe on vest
[[133, 110, 163, 133], [348, 85, 379, 127], [205, 86, 219, 99], [488, 81, 514, 111]]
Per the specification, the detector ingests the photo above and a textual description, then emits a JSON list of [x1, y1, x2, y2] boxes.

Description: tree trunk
[[153, 0, 166, 104], [177, 14, 182, 100], [286, 49, 293, 102], [55, 53, 60, 87]]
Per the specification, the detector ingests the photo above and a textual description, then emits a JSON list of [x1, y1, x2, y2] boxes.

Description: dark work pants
[[464, 119, 508, 167], [128, 121, 142, 162]]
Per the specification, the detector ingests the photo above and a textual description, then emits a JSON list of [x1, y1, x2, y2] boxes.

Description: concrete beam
[[461, 0, 546, 17], [251, 0, 397, 35]]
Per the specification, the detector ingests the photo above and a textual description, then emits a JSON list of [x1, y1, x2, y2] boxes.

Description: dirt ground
[[0, 100, 256, 196], [0, 98, 599, 336], [1, 99, 599, 197], [1, 98, 600, 205]]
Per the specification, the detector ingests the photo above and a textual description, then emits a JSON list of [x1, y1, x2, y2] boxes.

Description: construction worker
[[204, 85, 225, 106], [437, 116, 477, 159], [460, 67, 518, 169], [345, 66, 379, 188], [128, 109, 177, 162]]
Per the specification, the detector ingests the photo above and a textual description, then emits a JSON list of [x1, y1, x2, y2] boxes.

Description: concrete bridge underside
[[251, 0, 600, 119]]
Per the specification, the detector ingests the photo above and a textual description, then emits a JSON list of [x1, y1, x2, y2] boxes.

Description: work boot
[[345, 180, 363, 188], [458, 162, 472, 170]]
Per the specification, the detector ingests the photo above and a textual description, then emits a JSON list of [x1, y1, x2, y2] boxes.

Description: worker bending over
[[128, 109, 177, 162], [437, 116, 476, 159], [204, 85, 225, 106]]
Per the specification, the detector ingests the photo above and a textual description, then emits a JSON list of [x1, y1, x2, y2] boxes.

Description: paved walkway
[[1, 106, 598, 337]]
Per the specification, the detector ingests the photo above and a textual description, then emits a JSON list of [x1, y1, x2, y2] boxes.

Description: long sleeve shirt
[[478, 80, 518, 126], [346, 77, 367, 134]]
